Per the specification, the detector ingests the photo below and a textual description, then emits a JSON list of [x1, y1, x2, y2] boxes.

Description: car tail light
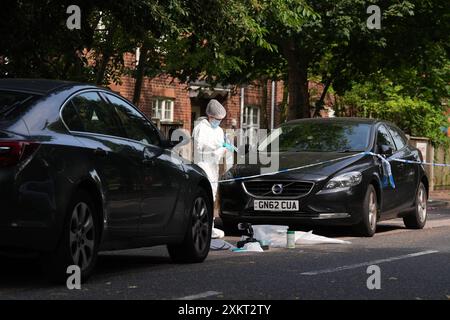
[[0, 141, 40, 168]]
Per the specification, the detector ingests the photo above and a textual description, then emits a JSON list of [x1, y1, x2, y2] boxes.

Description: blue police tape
[[392, 158, 450, 167], [217, 152, 362, 184], [216, 151, 450, 185], [364, 152, 395, 188]]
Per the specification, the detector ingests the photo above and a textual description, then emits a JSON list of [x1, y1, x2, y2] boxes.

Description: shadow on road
[[0, 248, 175, 290], [96, 252, 173, 276], [0, 218, 421, 291], [0, 255, 50, 289]]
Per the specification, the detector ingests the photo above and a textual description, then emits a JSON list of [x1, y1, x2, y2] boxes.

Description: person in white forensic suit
[[192, 99, 235, 239]]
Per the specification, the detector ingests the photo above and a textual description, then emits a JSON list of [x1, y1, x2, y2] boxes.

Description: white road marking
[[301, 250, 439, 276], [177, 291, 222, 300]]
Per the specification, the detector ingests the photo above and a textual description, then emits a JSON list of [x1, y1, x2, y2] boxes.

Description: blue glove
[[223, 142, 235, 152]]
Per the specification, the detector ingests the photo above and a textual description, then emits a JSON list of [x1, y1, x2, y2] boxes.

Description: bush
[[340, 81, 448, 146]]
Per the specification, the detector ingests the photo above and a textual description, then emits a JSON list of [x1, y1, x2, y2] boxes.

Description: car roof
[[285, 117, 380, 125], [0, 78, 97, 95]]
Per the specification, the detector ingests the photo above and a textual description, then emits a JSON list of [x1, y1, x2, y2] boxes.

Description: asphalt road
[[1, 207, 450, 300]]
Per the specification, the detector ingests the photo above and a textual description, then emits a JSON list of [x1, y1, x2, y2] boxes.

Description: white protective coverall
[[192, 117, 226, 202]]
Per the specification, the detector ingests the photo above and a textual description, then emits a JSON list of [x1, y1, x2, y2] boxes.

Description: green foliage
[[0, 0, 448, 140], [0, 0, 174, 84], [341, 79, 449, 146]]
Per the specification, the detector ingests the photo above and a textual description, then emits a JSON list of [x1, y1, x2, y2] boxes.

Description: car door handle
[[94, 148, 107, 157]]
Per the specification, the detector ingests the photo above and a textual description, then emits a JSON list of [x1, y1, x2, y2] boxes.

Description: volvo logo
[[272, 184, 283, 195]]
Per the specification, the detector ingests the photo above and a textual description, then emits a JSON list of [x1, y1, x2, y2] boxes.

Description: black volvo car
[[0, 79, 213, 281], [219, 118, 429, 237]]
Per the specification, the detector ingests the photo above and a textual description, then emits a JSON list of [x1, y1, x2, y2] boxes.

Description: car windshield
[[259, 121, 372, 152], [0, 90, 37, 118]]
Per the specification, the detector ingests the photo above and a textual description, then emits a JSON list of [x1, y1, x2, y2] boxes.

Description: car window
[[377, 125, 396, 150], [0, 90, 38, 120], [259, 122, 371, 152], [63, 92, 123, 137], [388, 126, 407, 150], [61, 101, 84, 131], [104, 93, 161, 146]]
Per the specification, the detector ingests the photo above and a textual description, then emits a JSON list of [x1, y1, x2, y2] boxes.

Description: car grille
[[242, 180, 314, 198]]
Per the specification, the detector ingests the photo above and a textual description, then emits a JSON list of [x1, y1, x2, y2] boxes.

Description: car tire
[[354, 184, 378, 237], [403, 182, 427, 229], [41, 190, 100, 283], [167, 188, 213, 263]]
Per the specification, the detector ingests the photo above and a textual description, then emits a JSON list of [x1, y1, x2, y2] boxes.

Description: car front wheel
[[168, 188, 212, 263], [403, 182, 427, 229], [354, 184, 378, 237]]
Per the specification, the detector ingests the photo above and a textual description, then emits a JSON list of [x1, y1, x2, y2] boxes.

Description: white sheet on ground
[[295, 230, 351, 245], [252, 225, 351, 247]]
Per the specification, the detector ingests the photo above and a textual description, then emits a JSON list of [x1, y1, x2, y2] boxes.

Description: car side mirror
[[379, 144, 393, 156]]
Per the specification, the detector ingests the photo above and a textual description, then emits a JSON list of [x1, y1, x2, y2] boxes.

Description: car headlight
[[323, 171, 362, 191]]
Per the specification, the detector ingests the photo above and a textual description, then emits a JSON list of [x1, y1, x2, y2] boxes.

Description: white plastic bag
[[242, 242, 264, 252], [253, 225, 289, 248]]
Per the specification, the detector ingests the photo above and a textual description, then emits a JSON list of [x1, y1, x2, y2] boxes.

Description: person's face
[[208, 116, 222, 128]]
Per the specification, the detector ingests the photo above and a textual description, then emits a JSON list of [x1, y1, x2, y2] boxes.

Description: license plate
[[253, 200, 299, 211]]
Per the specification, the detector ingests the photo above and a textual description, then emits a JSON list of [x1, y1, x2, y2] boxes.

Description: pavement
[[429, 190, 450, 208], [1, 207, 450, 300]]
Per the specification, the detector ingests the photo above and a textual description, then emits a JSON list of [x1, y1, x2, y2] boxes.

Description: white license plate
[[253, 200, 299, 211]]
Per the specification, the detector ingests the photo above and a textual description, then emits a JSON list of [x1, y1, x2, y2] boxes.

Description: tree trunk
[[133, 44, 150, 106], [95, 27, 115, 85], [283, 40, 310, 121], [313, 78, 332, 117], [95, 51, 111, 85]]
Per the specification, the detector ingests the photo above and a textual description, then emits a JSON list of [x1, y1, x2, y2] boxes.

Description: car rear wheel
[[354, 184, 378, 237], [403, 182, 427, 229], [41, 190, 99, 283], [167, 188, 212, 263]]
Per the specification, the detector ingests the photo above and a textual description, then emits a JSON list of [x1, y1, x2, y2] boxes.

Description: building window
[[243, 106, 260, 146], [152, 98, 174, 122], [243, 106, 260, 128]]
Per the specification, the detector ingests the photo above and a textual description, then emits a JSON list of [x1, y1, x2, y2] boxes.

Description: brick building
[[109, 54, 285, 141]]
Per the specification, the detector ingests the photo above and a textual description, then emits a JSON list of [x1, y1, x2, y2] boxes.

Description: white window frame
[[152, 98, 174, 122], [243, 106, 260, 146], [243, 105, 260, 128]]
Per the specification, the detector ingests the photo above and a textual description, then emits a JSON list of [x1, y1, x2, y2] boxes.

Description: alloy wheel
[[191, 197, 209, 253], [69, 202, 95, 271], [417, 186, 427, 223], [368, 191, 377, 230]]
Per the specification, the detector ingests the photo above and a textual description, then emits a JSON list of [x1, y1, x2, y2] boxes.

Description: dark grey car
[[0, 79, 213, 282], [220, 118, 429, 237]]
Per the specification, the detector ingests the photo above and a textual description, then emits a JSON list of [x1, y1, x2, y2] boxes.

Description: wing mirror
[[379, 144, 393, 156]]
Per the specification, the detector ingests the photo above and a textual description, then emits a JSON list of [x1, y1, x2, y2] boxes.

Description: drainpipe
[[270, 81, 275, 130], [240, 86, 245, 129]]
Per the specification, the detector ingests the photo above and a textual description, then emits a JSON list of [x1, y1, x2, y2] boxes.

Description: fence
[[433, 144, 450, 190], [409, 136, 450, 191]]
